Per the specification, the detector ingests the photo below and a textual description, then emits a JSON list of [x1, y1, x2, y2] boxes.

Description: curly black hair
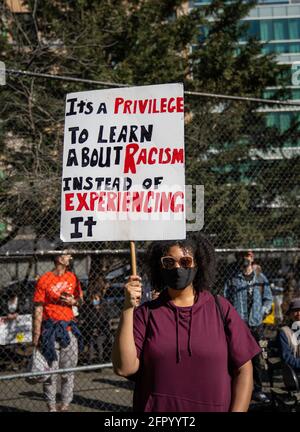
[[146, 232, 216, 293]]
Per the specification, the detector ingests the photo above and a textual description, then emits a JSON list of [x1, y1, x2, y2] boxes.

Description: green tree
[[0, 0, 298, 255], [184, 0, 300, 247]]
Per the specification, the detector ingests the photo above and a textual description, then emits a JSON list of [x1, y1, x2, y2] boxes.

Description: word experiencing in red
[[65, 191, 184, 213]]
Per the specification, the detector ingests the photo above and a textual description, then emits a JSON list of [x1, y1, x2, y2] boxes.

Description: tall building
[[191, 1, 300, 248], [241, 1, 300, 139], [191, 0, 300, 146], [191, 1, 300, 90]]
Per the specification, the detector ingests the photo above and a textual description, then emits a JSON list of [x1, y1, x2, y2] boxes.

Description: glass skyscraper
[[191, 0, 300, 142], [243, 1, 300, 135], [191, 1, 300, 91]]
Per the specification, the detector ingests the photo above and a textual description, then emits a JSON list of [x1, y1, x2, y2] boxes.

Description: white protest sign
[[60, 83, 185, 241], [0, 315, 32, 345]]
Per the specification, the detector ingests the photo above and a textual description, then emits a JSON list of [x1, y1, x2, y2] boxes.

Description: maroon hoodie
[[133, 290, 261, 412]]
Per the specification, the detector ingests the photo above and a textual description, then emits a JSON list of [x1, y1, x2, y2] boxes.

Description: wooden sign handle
[[130, 241, 137, 276]]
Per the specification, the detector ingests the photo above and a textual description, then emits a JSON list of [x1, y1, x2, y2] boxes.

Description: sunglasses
[[161, 255, 194, 270]]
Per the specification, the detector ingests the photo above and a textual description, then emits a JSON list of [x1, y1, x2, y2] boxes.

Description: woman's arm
[[230, 360, 253, 412], [111, 275, 142, 377], [32, 304, 43, 347]]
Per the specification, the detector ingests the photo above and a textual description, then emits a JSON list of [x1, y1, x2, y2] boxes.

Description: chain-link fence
[[0, 248, 300, 411], [1, 68, 300, 411]]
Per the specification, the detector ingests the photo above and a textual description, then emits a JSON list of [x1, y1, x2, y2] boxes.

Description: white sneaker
[[59, 404, 69, 412], [47, 404, 57, 412]]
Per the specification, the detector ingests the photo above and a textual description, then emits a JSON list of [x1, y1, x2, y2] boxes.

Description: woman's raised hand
[[124, 275, 142, 308]]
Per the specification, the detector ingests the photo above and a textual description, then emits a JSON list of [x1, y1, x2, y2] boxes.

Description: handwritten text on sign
[[60, 83, 185, 241]]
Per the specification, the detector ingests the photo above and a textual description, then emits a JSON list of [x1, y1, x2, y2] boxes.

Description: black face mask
[[242, 258, 251, 268], [161, 268, 197, 291]]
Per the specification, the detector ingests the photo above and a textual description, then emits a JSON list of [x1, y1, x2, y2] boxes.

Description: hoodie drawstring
[[175, 308, 181, 363], [175, 308, 194, 363], [188, 309, 193, 357]]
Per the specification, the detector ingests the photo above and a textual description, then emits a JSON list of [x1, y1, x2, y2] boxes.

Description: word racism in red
[[66, 143, 184, 174]]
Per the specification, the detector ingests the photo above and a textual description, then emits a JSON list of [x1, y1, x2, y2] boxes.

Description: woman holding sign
[[112, 233, 260, 412]]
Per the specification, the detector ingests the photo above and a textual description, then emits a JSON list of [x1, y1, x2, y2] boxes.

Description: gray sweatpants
[[43, 331, 78, 406]]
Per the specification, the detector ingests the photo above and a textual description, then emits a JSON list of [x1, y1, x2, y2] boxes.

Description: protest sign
[[60, 83, 185, 241], [0, 315, 32, 345]]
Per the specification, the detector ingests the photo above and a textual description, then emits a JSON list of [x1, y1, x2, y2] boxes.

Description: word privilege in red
[[114, 96, 184, 114], [65, 191, 184, 213]]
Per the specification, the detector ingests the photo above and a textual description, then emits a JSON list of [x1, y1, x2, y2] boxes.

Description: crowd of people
[[1, 236, 300, 412]]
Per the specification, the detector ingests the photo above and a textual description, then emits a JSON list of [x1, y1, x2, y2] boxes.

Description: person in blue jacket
[[278, 297, 300, 378], [224, 250, 273, 403]]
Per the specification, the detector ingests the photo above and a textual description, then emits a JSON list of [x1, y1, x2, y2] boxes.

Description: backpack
[[214, 294, 227, 329]]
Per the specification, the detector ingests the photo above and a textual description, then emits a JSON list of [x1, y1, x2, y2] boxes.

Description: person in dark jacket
[[278, 297, 300, 379], [81, 292, 109, 365], [0, 290, 20, 321], [0, 290, 22, 371]]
